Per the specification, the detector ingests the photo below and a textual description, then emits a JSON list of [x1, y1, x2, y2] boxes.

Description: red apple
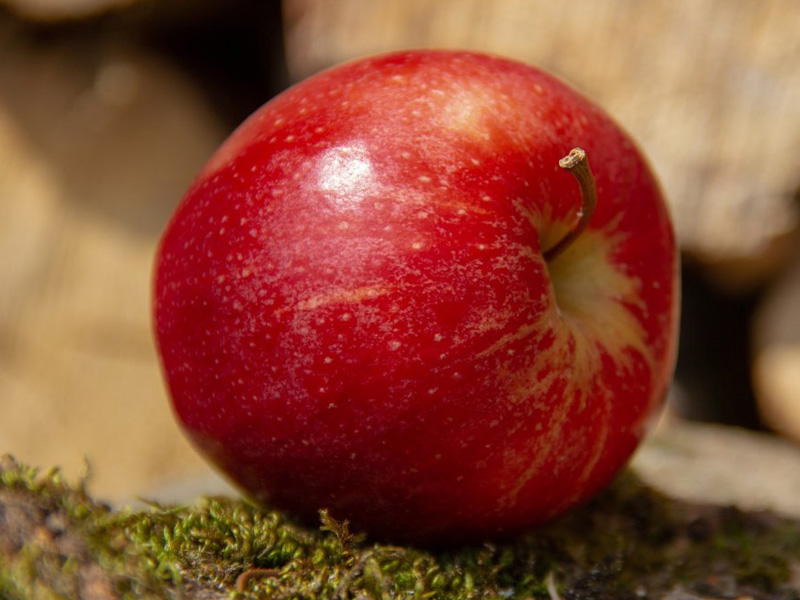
[[153, 50, 679, 545]]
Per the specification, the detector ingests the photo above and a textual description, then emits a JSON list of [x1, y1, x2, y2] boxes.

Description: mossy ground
[[1, 455, 799, 600]]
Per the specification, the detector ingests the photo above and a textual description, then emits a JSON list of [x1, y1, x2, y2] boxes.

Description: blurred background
[[1, 0, 799, 503]]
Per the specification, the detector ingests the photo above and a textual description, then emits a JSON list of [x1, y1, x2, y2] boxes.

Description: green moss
[[1, 455, 799, 600]]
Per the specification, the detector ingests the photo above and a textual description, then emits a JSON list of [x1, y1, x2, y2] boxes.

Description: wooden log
[[633, 419, 800, 518], [0, 31, 227, 500], [752, 245, 800, 444], [0, 0, 138, 20]]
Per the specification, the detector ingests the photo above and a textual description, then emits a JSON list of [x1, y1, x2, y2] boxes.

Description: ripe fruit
[[153, 50, 679, 545]]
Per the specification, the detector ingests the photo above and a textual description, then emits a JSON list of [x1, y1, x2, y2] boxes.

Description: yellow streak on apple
[[287, 284, 394, 313], [493, 223, 652, 516]]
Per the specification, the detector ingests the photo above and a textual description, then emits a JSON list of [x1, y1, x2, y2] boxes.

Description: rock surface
[[3, 439, 800, 600]]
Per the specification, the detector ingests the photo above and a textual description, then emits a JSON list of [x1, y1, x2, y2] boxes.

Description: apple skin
[[153, 50, 679, 545]]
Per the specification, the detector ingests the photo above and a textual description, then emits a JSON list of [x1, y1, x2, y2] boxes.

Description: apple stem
[[542, 148, 597, 262]]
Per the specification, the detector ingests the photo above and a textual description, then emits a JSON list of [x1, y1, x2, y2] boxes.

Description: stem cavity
[[542, 147, 597, 262]]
